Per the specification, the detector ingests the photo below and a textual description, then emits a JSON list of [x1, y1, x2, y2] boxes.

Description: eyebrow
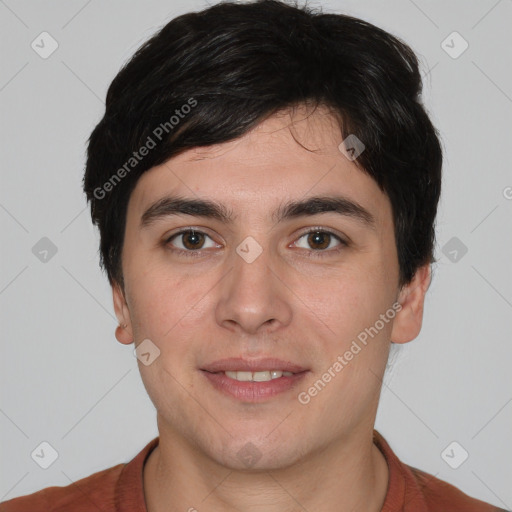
[[140, 194, 376, 230]]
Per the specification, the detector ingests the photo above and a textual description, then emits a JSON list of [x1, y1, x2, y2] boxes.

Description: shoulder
[[0, 437, 158, 512], [373, 430, 506, 511], [0, 463, 124, 512], [407, 465, 508, 511]]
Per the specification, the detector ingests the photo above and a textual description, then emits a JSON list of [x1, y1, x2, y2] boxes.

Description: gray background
[[1, 0, 511, 507]]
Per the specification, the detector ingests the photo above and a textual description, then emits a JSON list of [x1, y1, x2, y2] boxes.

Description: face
[[113, 105, 429, 470]]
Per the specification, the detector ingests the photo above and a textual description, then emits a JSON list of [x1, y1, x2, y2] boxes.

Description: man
[[1, 0, 505, 510]]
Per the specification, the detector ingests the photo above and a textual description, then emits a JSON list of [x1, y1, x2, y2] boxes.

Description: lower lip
[[201, 370, 309, 402]]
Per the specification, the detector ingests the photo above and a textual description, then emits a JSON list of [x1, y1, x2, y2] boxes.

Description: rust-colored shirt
[[0, 431, 506, 511]]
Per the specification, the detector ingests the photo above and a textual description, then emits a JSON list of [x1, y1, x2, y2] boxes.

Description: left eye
[[293, 230, 345, 251]]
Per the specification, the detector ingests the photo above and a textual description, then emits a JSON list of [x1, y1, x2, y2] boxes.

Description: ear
[[112, 281, 134, 345], [390, 263, 432, 344]]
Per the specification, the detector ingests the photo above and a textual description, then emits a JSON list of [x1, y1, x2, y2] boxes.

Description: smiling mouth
[[200, 357, 309, 400], [207, 369, 296, 382]]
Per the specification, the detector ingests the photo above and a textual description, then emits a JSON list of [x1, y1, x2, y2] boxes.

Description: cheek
[[126, 264, 194, 342], [297, 262, 392, 345], [128, 270, 205, 407], [296, 263, 394, 413]]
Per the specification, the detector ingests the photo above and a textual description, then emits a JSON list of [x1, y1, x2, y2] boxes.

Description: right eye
[[165, 229, 220, 255]]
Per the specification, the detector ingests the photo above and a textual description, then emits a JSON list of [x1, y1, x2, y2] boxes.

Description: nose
[[215, 242, 293, 336]]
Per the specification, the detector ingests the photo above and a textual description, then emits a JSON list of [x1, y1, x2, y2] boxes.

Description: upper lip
[[201, 357, 308, 374]]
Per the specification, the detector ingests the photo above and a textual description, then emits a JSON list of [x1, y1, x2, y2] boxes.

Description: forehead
[[127, 107, 392, 231]]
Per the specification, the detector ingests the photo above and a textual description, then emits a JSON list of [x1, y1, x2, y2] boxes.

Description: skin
[[113, 104, 431, 512]]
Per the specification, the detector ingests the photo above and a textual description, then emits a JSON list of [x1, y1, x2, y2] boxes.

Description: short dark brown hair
[[83, 0, 442, 290]]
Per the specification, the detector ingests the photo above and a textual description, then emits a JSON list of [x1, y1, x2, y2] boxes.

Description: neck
[[143, 425, 389, 512]]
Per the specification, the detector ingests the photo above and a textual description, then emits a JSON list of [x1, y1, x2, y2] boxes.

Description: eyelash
[[163, 227, 348, 259]]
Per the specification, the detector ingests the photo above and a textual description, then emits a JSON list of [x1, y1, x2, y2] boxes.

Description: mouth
[[206, 369, 296, 382], [200, 357, 309, 401]]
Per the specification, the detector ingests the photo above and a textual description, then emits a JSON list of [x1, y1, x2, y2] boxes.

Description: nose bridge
[[233, 238, 272, 294], [215, 237, 292, 334]]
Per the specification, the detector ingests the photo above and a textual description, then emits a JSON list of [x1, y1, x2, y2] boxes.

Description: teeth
[[224, 370, 294, 382]]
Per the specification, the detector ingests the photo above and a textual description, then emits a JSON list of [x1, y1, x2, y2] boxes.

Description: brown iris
[[181, 230, 205, 250], [307, 231, 331, 250]]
